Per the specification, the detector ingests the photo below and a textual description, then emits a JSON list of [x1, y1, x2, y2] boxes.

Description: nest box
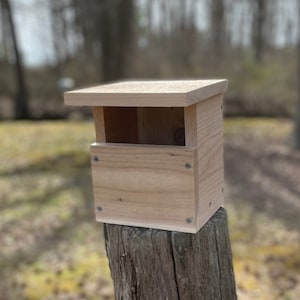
[[64, 80, 228, 233]]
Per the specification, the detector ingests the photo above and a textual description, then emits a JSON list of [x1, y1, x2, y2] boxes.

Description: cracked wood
[[104, 208, 237, 300]]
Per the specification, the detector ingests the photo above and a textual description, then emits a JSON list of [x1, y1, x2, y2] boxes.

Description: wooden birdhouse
[[64, 80, 228, 233]]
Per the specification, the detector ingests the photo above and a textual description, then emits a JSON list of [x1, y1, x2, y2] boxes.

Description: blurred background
[[0, 0, 299, 299]]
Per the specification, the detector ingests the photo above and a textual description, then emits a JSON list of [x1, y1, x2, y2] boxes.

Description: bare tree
[[210, 0, 227, 60], [50, 0, 64, 76], [173, 0, 197, 75], [0, 2, 8, 63], [69, 0, 135, 81], [98, 0, 135, 81], [0, 0, 28, 119], [51, 0, 78, 73], [71, 0, 96, 62], [295, 0, 300, 148], [252, 0, 266, 63]]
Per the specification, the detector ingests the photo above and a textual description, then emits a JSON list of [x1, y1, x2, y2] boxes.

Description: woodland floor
[[0, 119, 299, 300]]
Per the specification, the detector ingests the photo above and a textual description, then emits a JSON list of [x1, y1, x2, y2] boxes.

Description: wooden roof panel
[[64, 80, 228, 107]]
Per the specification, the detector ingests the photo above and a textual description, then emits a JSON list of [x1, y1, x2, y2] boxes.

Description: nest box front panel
[[90, 144, 197, 232]]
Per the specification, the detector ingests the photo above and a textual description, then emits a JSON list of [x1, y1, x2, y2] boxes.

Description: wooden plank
[[90, 143, 197, 232], [137, 107, 184, 145], [103, 107, 138, 143], [64, 80, 228, 107], [195, 94, 224, 230], [105, 207, 237, 300], [184, 104, 197, 148], [92, 107, 106, 142]]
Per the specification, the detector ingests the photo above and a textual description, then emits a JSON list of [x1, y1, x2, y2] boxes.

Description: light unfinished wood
[[90, 143, 197, 232], [89, 95, 225, 233], [92, 107, 106, 142], [64, 80, 228, 107], [194, 94, 224, 229], [67, 80, 227, 233], [184, 105, 197, 148]]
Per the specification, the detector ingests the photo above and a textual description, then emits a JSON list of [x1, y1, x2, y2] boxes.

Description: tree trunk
[[252, 0, 266, 63], [105, 207, 237, 300], [1, 0, 29, 119], [295, 1, 300, 149], [50, 0, 63, 76], [210, 0, 226, 61], [99, 0, 134, 81]]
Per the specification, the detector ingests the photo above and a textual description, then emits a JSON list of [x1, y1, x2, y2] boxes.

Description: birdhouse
[[64, 80, 227, 233]]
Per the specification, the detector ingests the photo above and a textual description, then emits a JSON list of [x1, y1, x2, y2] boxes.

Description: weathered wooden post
[[65, 80, 236, 299]]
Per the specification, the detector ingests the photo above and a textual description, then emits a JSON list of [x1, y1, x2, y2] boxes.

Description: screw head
[[97, 206, 102, 212], [93, 156, 99, 162], [185, 163, 192, 169], [185, 217, 193, 224]]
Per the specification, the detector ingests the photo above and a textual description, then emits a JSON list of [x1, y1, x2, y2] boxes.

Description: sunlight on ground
[[21, 250, 111, 300], [228, 203, 300, 300], [0, 119, 299, 299], [0, 121, 113, 299]]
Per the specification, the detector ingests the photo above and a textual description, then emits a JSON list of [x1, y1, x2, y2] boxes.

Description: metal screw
[[185, 217, 193, 224], [185, 163, 192, 169], [97, 206, 102, 212], [93, 156, 99, 162], [209, 201, 212, 207]]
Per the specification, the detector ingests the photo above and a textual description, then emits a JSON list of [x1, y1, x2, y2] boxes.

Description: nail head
[[185, 217, 193, 224], [185, 163, 192, 169]]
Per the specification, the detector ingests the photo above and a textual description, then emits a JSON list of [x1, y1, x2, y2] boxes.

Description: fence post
[[104, 207, 236, 300]]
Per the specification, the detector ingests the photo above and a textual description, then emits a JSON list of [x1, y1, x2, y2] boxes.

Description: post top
[[64, 79, 227, 107]]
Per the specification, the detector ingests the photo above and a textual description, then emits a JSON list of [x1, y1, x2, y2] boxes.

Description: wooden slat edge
[[96, 216, 198, 233], [64, 93, 187, 107], [186, 80, 228, 106], [92, 107, 106, 143], [90, 142, 195, 151]]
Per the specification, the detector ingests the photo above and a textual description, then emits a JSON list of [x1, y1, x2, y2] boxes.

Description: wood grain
[[105, 207, 237, 300], [90, 143, 197, 232], [103, 107, 138, 143], [184, 104, 197, 148], [195, 94, 224, 230], [92, 107, 106, 142], [64, 80, 228, 107], [137, 107, 184, 145]]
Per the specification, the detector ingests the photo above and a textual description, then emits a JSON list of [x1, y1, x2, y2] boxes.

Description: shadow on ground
[[225, 136, 300, 231], [0, 152, 110, 299]]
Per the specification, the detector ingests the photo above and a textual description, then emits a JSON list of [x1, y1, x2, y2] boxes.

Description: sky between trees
[[3, 0, 299, 67]]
